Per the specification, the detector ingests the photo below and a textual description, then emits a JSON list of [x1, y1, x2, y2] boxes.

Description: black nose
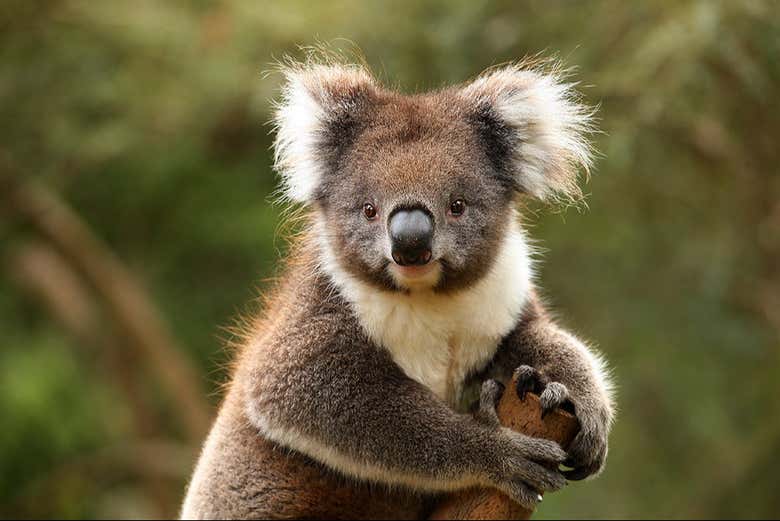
[[389, 208, 434, 266]]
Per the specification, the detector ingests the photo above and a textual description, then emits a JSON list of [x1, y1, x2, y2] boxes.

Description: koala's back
[[182, 389, 433, 520]]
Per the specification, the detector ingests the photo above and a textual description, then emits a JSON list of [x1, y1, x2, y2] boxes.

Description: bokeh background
[[2, 0, 779, 519]]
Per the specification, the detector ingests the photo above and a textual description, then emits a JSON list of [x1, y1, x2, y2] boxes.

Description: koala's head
[[273, 60, 594, 294]]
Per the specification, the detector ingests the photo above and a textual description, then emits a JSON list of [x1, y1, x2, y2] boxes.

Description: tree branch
[[1, 161, 211, 442], [430, 377, 580, 520]]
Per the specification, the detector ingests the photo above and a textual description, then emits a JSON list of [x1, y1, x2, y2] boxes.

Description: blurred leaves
[[1, 0, 779, 518]]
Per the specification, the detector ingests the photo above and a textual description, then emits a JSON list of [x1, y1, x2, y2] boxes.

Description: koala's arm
[[484, 294, 616, 481], [242, 312, 566, 508]]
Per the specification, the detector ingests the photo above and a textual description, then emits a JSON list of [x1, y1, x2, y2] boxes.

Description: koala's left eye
[[363, 202, 377, 220], [449, 199, 466, 217]]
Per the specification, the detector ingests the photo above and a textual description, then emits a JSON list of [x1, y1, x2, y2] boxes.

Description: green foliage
[[1, 0, 779, 518]]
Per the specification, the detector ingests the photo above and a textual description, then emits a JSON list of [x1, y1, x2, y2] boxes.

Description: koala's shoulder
[[239, 247, 370, 365]]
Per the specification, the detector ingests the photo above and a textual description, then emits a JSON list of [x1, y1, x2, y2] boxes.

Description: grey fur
[[181, 60, 613, 519], [483, 299, 614, 482]]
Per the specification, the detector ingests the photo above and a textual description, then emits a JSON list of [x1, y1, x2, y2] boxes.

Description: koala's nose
[[389, 208, 434, 266]]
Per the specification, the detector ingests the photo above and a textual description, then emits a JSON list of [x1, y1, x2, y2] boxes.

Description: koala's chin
[[388, 261, 442, 291]]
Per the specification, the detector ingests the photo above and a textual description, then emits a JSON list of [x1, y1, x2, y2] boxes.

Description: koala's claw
[[514, 365, 545, 401], [562, 427, 608, 481], [475, 379, 504, 427], [493, 452, 566, 507], [539, 381, 572, 419], [489, 430, 567, 496], [502, 480, 544, 510], [514, 366, 574, 420], [563, 462, 598, 481], [500, 440, 567, 496]]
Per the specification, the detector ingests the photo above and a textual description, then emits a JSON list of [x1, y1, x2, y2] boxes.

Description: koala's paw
[[514, 365, 609, 481], [474, 379, 504, 427], [491, 429, 568, 509], [475, 380, 567, 509], [513, 365, 574, 418], [562, 416, 608, 481]]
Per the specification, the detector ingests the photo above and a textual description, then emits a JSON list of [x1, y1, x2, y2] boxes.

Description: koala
[[181, 58, 615, 520]]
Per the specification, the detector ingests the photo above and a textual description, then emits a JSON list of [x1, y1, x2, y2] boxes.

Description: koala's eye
[[363, 202, 377, 220], [449, 199, 466, 217]]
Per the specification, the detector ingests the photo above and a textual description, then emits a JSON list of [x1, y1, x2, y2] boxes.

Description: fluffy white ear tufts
[[460, 63, 596, 202], [272, 63, 377, 203]]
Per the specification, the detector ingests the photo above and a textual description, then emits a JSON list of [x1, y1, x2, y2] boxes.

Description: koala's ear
[[272, 63, 377, 203], [460, 64, 595, 201]]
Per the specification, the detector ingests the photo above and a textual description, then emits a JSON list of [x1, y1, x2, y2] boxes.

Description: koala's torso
[[183, 386, 436, 520], [183, 249, 452, 519]]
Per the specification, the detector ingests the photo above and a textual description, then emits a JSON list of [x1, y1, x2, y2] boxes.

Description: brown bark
[[430, 377, 580, 520]]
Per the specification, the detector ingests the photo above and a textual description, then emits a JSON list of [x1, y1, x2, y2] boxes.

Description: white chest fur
[[322, 220, 532, 405]]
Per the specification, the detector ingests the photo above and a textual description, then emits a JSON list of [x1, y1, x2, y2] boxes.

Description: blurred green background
[[1, 0, 779, 519]]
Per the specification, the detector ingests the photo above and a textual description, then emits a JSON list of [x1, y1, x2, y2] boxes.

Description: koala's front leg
[[243, 321, 567, 509], [485, 299, 616, 481]]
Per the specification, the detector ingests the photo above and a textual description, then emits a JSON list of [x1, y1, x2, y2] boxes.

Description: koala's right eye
[[363, 203, 377, 220]]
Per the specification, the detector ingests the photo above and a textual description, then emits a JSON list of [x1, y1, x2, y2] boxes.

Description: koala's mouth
[[394, 262, 437, 278], [388, 260, 441, 289]]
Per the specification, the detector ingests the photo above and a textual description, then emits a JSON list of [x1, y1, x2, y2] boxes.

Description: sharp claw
[[562, 470, 580, 481], [514, 365, 542, 402], [476, 380, 507, 426], [540, 395, 562, 419], [480, 379, 505, 408], [538, 382, 570, 420], [493, 380, 506, 402], [562, 464, 594, 481]]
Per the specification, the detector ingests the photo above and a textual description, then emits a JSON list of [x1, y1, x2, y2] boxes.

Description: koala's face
[[318, 95, 516, 292], [274, 61, 592, 293]]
